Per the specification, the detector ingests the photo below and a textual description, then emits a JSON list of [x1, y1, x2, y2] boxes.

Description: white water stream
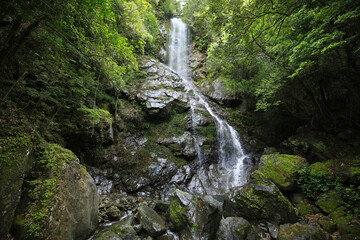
[[168, 18, 251, 195]]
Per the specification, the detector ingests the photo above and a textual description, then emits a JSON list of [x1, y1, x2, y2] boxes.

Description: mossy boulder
[[309, 157, 360, 183], [168, 189, 221, 239], [319, 218, 338, 233], [315, 191, 345, 214], [13, 144, 99, 240], [330, 207, 360, 235], [224, 170, 298, 224], [259, 154, 308, 191], [278, 223, 328, 240], [216, 217, 251, 240], [297, 200, 321, 216], [0, 134, 33, 239]]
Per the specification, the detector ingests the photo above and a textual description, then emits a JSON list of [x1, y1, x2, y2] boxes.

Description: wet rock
[[169, 189, 221, 239], [170, 165, 193, 185], [278, 223, 328, 240], [315, 191, 345, 214], [158, 230, 180, 240], [159, 131, 197, 159], [259, 154, 308, 191], [137, 59, 188, 118], [106, 206, 122, 221], [199, 77, 241, 106], [216, 217, 251, 240], [137, 206, 167, 237], [224, 170, 298, 225], [123, 176, 151, 193]]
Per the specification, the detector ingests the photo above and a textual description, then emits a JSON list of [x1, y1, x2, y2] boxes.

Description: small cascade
[[168, 18, 251, 194]]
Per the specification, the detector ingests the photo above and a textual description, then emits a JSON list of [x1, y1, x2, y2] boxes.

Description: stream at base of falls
[[168, 18, 252, 195]]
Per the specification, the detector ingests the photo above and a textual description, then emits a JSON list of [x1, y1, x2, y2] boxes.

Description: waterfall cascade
[[168, 18, 251, 195]]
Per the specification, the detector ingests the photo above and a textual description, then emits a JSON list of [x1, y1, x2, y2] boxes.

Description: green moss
[[165, 113, 188, 138], [319, 219, 337, 233], [197, 124, 217, 143], [330, 208, 360, 235], [169, 199, 188, 231], [315, 191, 345, 214], [259, 154, 308, 190], [309, 162, 332, 176], [20, 143, 78, 238], [297, 200, 320, 215]]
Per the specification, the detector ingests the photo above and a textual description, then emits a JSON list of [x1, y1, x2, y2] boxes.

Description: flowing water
[[168, 18, 251, 195]]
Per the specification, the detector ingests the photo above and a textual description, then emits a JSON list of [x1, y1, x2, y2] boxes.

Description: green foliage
[[297, 166, 360, 217], [201, 0, 360, 127], [159, 0, 180, 19]]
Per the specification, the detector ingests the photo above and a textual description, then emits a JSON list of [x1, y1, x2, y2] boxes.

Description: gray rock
[[106, 206, 122, 220], [199, 78, 240, 105], [159, 131, 197, 158], [216, 217, 251, 240], [137, 206, 168, 237], [11, 145, 99, 240], [137, 59, 188, 117]]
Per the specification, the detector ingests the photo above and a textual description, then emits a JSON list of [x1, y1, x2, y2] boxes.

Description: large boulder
[[278, 223, 328, 240], [198, 77, 241, 106], [137, 205, 168, 237], [168, 189, 221, 239], [259, 154, 309, 191], [224, 170, 298, 225], [0, 134, 33, 240], [315, 191, 345, 214], [12, 144, 99, 240], [308, 156, 360, 183], [137, 59, 188, 118]]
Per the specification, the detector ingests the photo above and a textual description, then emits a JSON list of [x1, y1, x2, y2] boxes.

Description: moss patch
[[169, 199, 188, 231], [259, 154, 308, 191]]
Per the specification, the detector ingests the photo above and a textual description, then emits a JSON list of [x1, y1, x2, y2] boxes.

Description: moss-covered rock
[[297, 200, 321, 215], [0, 134, 33, 239], [315, 191, 345, 214], [278, 223, 328, 240], [319, 218, 338, 233], [309, 157, 360, 183], [169, 198, 188, 231], [169, 189, 221, 239], [259, 154, 309, 191], [330, 207, 360, 235], [216, 217, 251, 240], [224, 170, 298, 224], [13, 144, 99, 240]]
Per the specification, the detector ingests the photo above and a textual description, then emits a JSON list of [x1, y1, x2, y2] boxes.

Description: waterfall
[[168, 18, 251, 195]]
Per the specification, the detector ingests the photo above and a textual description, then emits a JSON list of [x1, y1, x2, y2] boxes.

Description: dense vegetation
[[190, 0, 360, 133], [0, 0, 181, 141]]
